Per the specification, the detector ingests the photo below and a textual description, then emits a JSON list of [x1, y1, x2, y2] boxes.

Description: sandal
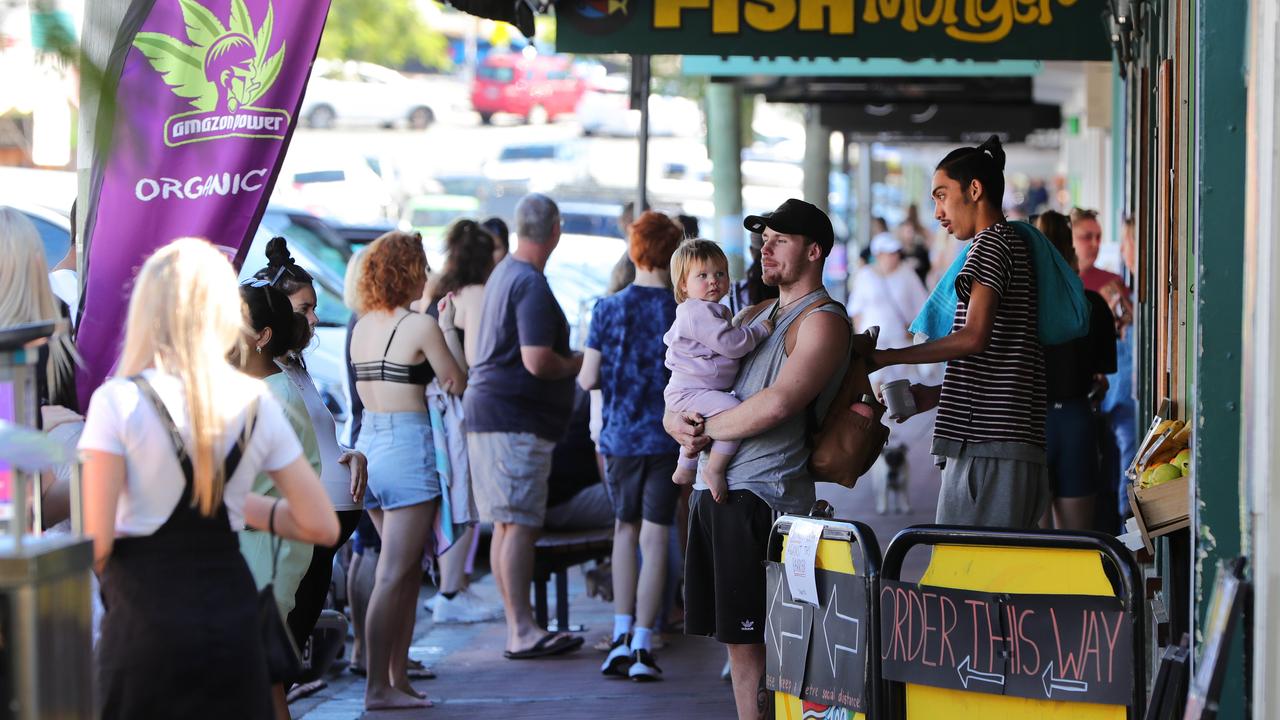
[[503, 632, 584, 660]]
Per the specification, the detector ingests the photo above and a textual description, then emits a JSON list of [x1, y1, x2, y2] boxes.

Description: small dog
[[872, 445, 911, 515]]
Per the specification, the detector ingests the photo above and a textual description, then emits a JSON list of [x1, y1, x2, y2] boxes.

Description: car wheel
[[526, 104, 548, 126], [479, 112, 495, 125], [582, 125, 595, 137], [409, 106, 434, 130], [307, 105, 336, 130]]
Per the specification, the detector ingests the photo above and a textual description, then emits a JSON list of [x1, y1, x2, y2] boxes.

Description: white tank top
[[278, 360, 359, 510]]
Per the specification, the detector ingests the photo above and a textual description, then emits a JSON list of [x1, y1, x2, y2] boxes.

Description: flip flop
[[503, 632, 584, 660]]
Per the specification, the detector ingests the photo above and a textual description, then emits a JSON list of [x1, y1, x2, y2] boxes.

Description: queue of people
[[0, 131, 1141, 720]]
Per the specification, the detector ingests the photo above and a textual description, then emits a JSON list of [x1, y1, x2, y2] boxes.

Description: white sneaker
[[627, 649, 662, 681], [429, 590, 503, 624], [601, 635, 632, 676]]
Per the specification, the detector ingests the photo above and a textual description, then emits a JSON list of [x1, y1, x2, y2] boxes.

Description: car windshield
[[294, 170, 346, 184], [543, 236, 627, 349], [263, 214, 351, 276], [499, 145, 556, 161], [240, 228, 351, 328], [560, 213, 623, 239], [477, 65, 514, 83]]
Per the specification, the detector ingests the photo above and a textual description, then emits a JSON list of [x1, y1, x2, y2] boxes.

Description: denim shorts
[[355, 412, 440, 510]]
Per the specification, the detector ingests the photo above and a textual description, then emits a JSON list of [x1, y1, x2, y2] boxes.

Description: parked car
[[470, 52, 585, 125], [482, 141, 586, 199], [400, 194, 481, 266], [535, 233, 628, 349], [5, 200, 71, 270], [575, 75, 703, 138], [272, 152, 397, 227], [558, 201, 624, 239], [301, 60, 438, 130]]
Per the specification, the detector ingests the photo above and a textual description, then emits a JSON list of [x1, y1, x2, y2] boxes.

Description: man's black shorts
[[684, 488, 774, 645], [604, 454, 680, 525]]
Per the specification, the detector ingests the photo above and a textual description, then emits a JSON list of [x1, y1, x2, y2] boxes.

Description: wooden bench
[[532, 527, 613, 632]]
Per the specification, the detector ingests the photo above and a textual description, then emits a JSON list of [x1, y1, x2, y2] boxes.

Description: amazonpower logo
[[134, 0, 290, 147]]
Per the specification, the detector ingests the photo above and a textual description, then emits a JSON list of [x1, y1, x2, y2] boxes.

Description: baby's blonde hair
[[670, 238, 728, 303]]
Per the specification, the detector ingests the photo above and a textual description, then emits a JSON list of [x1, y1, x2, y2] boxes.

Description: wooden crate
[[1128, 475, 1191, 554]]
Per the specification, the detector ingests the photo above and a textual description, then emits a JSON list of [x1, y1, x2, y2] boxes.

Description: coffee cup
[[880, 379, 917, 420]]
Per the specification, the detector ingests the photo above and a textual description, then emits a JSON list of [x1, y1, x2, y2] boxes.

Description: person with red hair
[[578, 210, 683, 680], [349, 231, 467, 711]]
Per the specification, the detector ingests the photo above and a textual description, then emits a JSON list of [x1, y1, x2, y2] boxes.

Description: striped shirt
[[934, 222, 1045, 448]]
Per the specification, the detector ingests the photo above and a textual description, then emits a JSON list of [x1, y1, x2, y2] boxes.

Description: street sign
[[557, 0, 1111, 61]]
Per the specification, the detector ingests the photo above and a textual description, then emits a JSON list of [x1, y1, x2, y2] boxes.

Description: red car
[[470, 53, 585, 125]]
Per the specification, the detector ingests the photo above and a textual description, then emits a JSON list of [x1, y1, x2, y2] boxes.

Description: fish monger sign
[[557, 0, 1111, 61]]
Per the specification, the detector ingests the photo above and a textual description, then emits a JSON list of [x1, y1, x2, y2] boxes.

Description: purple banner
[[77, 0, 330, 406]]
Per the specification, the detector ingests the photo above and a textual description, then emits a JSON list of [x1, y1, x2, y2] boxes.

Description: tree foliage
[[318, 0, 450, 71]]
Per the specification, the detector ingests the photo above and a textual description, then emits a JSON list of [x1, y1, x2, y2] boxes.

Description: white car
[[575, 76, 703, 138], [272, 152, 397, 226], [301, 60, 438, 130], [533, 233, 628, 350], [481, 141, 588, 197]]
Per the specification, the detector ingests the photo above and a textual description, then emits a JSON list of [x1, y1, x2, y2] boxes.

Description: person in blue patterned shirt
[[578, 210, 683, 681]]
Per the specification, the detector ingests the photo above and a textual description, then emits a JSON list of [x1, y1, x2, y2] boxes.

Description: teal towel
[[909, 221, 1089, 345]]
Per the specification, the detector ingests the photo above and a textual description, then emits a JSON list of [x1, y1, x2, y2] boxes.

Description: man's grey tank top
[[695, 287, 849, 514]]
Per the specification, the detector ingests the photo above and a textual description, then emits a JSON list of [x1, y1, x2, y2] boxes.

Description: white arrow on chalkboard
[[768, 581, 806, 653], [1040, 661, 1089, 698], [822, 582, 861, 674], [956, 655, 1006, 689]]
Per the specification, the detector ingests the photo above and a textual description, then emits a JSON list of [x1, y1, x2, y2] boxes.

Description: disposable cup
[[881, 379, 917, 420]]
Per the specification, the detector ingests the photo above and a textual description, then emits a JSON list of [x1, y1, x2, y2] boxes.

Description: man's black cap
[[743, 198, 835, 257]]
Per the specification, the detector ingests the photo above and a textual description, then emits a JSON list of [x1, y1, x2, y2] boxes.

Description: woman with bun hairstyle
[[248, 238, 369, 678], [236, 282, 319, 719], [872, 135, 1051, 530], [350, 230, 467, 710], [80, 238, 338, 720]]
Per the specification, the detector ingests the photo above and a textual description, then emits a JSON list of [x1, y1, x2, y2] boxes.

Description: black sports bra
[[352, 313, 435, 385]]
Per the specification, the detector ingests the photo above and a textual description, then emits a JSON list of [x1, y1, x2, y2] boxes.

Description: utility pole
[[802, 104, 830, 211], [632, 54, 651, 213], [706, 80, 744, 278]]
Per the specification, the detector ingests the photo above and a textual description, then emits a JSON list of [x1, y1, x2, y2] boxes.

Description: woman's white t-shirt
[[78, 369, 303, 536]]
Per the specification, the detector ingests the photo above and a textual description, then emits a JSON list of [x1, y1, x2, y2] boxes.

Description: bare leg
[[498, 522, 564, 652], [611, 520, 640, 618], [702, 451, 733, 503], [1052, 495, 1096, 531], [672, 449, 698, 486], [364, 504, 434, 711], [270, 683, 288, 720], [348, 548, 377, 669], [489, 522, 508, 605], [437, 523, 474, 594], [727, 643, 767, 720], [634, 520, 668, 632]]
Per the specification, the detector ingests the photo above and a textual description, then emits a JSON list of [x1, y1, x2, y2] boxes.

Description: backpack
[[741, 298, 890, 488]]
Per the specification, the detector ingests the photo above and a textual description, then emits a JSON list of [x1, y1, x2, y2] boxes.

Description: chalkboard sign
[[764, 562, 871, 712], [879, 579, 1134, 706]]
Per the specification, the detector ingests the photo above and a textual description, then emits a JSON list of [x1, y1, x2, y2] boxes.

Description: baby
[[663, 239, 773, 502]]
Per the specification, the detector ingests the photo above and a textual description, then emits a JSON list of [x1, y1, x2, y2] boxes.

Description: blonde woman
[[79, 238, 339, 720]]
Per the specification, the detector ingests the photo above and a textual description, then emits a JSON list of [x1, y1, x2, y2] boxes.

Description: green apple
[[1149, 463, 1183, 487], [1172, 448, 1191, 473]]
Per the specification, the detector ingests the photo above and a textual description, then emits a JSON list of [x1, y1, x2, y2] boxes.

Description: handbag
[[258, 499, 304, 683]]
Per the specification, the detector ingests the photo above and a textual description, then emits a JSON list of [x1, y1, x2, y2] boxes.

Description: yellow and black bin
[[765, 503, 882, 720]]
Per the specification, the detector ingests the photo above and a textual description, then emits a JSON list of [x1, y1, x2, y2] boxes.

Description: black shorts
[[684, 489, 774, 645], [604, 454, 680, 525]]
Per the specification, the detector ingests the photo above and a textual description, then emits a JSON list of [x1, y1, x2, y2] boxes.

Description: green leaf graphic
[[177, 0, 225, 48], [247, 42, 285, 106], [133, 31, 216, 111], [254, 1, 274, 59], [230, 0, 253, 38]]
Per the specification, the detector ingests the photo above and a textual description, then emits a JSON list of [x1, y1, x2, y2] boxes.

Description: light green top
[[238, 372, 317, 618]]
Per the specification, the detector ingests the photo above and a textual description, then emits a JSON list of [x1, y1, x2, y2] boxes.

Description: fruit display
[[1130, 416, 1192, 489]]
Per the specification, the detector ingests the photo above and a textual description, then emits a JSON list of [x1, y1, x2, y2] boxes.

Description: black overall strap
[[130, 375, 258, 489]]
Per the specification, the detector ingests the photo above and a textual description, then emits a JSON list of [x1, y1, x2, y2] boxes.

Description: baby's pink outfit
[[663, 298, 770, 465]]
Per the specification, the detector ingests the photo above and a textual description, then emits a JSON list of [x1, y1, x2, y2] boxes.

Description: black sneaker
[[601, 635, 632, 676], [628, 648, 662, 681]]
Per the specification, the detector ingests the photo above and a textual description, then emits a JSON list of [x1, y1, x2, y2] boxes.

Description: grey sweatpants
[[934, 443, 1052, 529]]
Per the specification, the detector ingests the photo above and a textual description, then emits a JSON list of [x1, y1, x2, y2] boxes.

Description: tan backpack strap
[[739, 300, 775, 326], [784, 299, 845, 355]]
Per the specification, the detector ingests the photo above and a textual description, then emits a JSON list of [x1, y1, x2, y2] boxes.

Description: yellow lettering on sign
[[915, 0, 958, 26], [654, 0, 709, 29], [948, 0, 1015, 43], [744, 0, 798, 32], [713, 0, 740, 33], [1012, 0, 1040, 23], [799, 0, 854, 34]]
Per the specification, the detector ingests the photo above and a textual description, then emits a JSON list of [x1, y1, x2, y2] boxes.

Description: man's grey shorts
[[935, 450, 1051, 529], [468, 432, 555, 527]]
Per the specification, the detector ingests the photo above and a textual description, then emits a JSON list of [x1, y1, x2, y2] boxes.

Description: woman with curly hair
[[349, 231, 466, 710]]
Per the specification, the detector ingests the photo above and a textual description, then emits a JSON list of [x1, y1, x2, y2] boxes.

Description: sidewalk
[[291, 567, 738, 720]]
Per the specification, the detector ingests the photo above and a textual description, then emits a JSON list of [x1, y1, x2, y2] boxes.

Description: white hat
[[870, 232, 902, 255]]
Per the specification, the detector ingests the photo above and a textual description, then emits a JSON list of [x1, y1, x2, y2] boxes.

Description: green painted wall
[[1192, 0, 1247, 714]]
